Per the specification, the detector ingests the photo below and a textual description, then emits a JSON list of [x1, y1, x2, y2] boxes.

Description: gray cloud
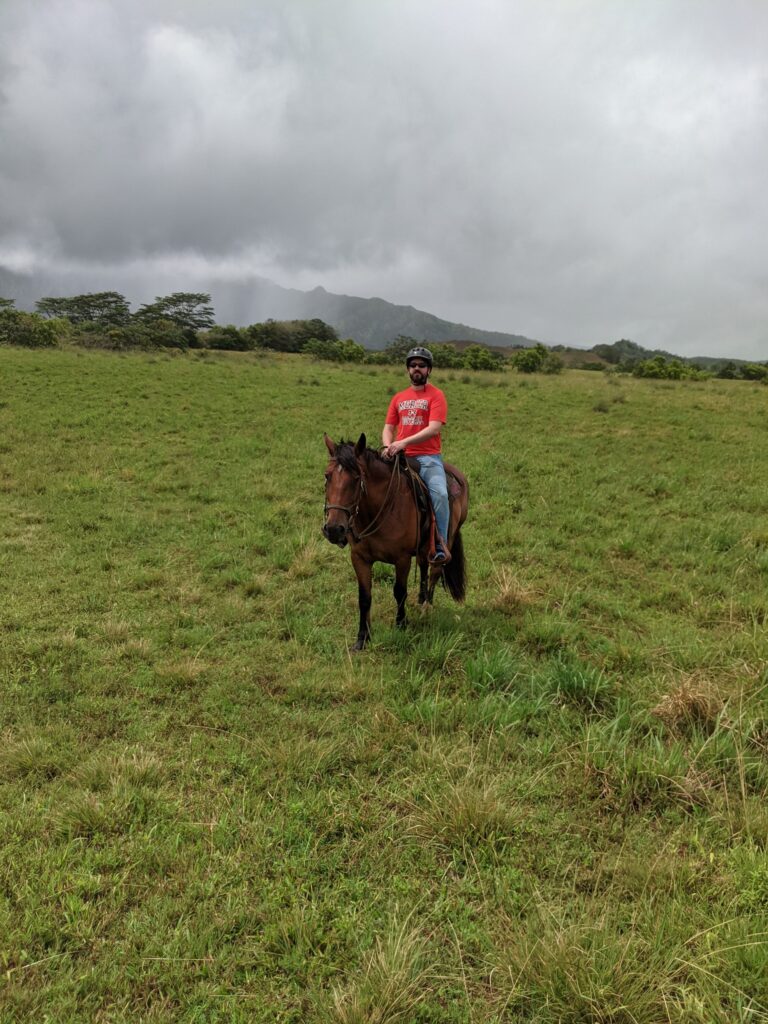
[[1, 0, 767, 357]]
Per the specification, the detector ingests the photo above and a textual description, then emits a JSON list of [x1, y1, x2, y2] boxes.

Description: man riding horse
[[381, 346, 451, 565]]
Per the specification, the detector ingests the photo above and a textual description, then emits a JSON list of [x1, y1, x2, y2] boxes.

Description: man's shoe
[[429, 547, 451, 565]]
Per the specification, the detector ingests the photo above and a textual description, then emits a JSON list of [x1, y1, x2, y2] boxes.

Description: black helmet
[[405, 346, 433, 368]]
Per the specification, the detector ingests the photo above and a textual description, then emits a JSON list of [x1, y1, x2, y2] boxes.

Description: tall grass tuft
[[0, 734, 70, 780], [540, 655, 616, 712], [581, 725, 697, 812], [490, 900, 768, 1023], [406, 628, 465, 677], [408, 777, 519, 850], [321, 919, 433, 1024], [464, 644, 520, 692], [490, 566, 536, 615], [652, 678, 724, 736]]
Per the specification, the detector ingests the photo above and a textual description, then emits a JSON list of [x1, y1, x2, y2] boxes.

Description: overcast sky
[[1, 0, 767, 358]]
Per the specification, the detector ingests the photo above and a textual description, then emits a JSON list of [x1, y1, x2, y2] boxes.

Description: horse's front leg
[[351, 553, 373, 651], [394, 556, 411, 629]]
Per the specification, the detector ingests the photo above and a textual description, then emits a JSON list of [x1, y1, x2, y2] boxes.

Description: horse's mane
[[333, 439, 386, 472]]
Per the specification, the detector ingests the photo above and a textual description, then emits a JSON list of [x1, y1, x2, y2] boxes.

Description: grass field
[[1, 346, 767, 1022]]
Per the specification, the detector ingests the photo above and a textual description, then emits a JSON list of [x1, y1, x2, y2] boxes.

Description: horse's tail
[[443, 526, 466, 602]]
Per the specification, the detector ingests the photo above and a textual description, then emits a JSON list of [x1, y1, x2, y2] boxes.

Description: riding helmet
[[405, 346, 433, 368]]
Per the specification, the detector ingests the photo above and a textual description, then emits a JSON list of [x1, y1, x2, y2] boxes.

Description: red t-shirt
[[385, 383, 447, 455]]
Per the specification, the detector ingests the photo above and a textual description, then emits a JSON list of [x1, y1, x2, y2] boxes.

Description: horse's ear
[[355, 433, 366, 456], [324, 433, 336, 456]]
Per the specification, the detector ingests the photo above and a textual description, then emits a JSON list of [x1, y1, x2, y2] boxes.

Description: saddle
[[402, 455, 463, 558]]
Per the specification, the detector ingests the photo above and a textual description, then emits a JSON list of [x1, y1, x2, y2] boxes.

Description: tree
[[246, 319, 296, 352], [36, 291, 131, 326], [512, 343, 545, 373], [243, 318, 339, 353], [716, 361, 739, 379], [382, 335, 420, 364], [741, 363, 768, 381], [335, 338, 366, 362], [135, 293, 215, 346], [461, 344, 503, 371], [511, 343, 563, 374], [430, 343, 464, 369], [294, 318, 338, 346], [592, 339, 645, 365], [541, 351, 565, 374]]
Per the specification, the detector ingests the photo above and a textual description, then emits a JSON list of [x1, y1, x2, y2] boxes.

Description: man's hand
[[383, 440, 405, 459]]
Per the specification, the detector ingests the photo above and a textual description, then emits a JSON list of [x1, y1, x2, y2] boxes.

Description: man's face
[[407, 360, 430, 385]]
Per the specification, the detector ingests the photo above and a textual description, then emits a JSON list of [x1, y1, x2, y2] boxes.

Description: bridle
[[324, 469, 366, 524], [324, 454, 403, 542]]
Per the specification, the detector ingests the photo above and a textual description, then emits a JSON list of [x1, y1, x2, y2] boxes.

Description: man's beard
[[410, 371, 426, 384]]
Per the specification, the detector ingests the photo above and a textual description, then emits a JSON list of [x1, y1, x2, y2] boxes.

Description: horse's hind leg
[[427, 565, 442, 605], [394, 556, 411, 629], [351, 554, 372, 651], [418, 559, 429, 606]]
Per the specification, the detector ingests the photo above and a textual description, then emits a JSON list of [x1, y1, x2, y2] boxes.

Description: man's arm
[[384, 420, 442, 457], [382, 423, 396, 448]]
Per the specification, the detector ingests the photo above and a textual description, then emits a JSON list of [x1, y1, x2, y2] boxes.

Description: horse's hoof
[[350, 641, 366, 653]]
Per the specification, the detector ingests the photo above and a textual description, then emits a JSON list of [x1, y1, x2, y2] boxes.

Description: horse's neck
[[359, 460, 404, 516]]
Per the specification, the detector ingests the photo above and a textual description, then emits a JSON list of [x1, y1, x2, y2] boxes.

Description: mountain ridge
[[1, 267, 755, 365], [0, 267, 538, 350]]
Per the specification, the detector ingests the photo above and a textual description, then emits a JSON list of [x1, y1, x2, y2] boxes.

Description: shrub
[[201, 324, 254, 351], [0, 307, 66, 347], [75, 319, 190, 350], [632, 355, 711, 380], [73, 322, 155, 350], [511, 343, 563, 374], [741, 363, 768, 382], [304, 337, 366, 363], [461, 343, 504, 371], [246, 318, 338, 352]]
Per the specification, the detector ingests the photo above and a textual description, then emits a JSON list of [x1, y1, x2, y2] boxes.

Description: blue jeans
[[415, 455, 449, 547]]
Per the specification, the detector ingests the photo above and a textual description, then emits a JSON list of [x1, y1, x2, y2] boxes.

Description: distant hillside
[[0, 268, 538, 350], [288, 286, 539, 349], [590, 338, 751, 371], [2, 267, 751, 365]]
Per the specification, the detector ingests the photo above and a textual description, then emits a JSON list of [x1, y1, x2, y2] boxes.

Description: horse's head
[[322, 433, 367, 547]]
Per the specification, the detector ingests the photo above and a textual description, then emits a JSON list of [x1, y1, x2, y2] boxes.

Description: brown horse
[[322, 433, 469, 650]]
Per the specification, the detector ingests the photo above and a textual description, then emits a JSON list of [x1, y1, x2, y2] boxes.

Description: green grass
[[1, 347, 767, 1021]]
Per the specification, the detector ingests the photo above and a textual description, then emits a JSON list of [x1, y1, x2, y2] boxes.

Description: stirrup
[[429, 546, 451, 565]]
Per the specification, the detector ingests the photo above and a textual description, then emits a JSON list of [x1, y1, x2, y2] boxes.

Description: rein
[[325, 453, 403, 542]]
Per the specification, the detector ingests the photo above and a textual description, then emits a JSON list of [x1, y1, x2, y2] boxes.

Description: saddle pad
[[443, 464, 465, 500]]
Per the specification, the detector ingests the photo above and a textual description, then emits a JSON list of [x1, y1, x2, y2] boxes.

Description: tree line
[[7, 290, 760, 380], [592, 338, 768, 382], [0, 290, 565, 373]]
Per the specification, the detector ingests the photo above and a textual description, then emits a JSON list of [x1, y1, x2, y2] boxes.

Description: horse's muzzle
[[323, 523, 349, 547]]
